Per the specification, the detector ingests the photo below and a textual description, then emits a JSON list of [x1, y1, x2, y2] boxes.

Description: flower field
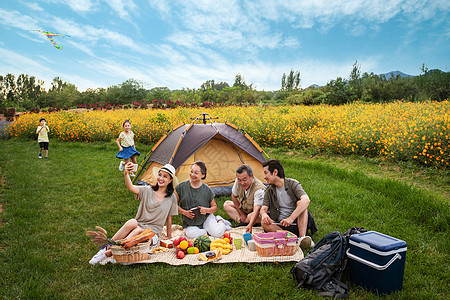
[[8, 101, 450, 169]]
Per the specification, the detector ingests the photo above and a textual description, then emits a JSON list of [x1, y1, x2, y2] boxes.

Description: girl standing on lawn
[[176, 161, 232, 239], [116, 120, 140, 174], [89, 163, 179, 265]]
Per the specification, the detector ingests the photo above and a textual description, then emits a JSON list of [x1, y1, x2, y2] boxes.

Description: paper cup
[[234, 238, 242, 250], [243, 233, 252, 245], [247, 240, 257, 251]]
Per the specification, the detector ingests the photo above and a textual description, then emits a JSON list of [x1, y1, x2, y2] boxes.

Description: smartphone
[[132, 163, 138, 172]]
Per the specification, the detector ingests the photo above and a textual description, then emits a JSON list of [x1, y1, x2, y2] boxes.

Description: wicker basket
[[110, 241, 151, 264], [253, 231, 298, 257]]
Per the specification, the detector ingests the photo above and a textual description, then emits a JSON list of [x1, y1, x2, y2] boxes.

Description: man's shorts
[[39, 142, 49, 150], [279, 210, 318, 236]]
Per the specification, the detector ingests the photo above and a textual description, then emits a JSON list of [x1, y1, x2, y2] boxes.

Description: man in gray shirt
[[260, 159, 318, 249]]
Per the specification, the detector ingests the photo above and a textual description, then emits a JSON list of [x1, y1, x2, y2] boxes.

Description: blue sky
[[0, 1, 449, 91]]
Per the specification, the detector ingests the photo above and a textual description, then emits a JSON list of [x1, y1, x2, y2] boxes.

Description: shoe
[[119, 161, 124, 171], [216, 215, 232, 227], [89, 249, 107, 265], [99, 256, 117, 265], [39, 153, 42, 158], [299, 236, 314, 250], [45, 157, 48, 159]]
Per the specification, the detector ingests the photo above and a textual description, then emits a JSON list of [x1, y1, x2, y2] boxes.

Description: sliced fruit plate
[[198, 249, 222, 262]]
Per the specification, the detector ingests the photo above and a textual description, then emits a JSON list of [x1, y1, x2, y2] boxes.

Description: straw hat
[[153, 163, 178, 187]]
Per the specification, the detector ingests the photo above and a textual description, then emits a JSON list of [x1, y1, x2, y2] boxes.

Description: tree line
[[0, 62, 448, 113]]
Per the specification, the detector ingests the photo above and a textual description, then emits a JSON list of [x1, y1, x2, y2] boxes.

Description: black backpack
[[290, 231, 349, 298], [343, 226, 367, 243]]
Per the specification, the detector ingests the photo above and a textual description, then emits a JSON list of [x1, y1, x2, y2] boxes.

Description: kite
[[28, 30, 70, 49]]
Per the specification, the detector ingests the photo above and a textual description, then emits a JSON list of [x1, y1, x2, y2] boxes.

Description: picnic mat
[[106, 225, 304, 266]]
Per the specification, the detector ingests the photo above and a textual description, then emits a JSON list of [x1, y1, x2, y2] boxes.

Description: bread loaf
[[160, 240, 173, 248]]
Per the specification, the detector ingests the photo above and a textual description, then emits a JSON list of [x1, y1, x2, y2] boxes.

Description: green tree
[[201, 79, 229, 91], [38, 77, 80, 108], [200, 88, 219, 103], [0, 74, 18, 107], [415, 65, 450, 100], [348, 60, 362, 101], [287, 88, 326, 105], [0, 73, 44, 109], [103, 79, 148, 105], [233, 74, 250, 90], [281, 69, 301, 91], [324, 77, 353, 105], [77, 88, 106, 106], [147, 87, 171, 101], [119, 79, 148, 103]]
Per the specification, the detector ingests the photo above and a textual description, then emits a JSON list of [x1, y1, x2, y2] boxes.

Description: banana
[[210, 240, 233, 255], [211, 238, 227, 244], [211, 242, 233, 249]]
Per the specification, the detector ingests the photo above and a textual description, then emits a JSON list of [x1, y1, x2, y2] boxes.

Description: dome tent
[[134, 113, 268, 196]]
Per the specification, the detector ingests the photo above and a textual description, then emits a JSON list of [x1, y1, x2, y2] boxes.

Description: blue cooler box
[[347, 231, 407, 295]]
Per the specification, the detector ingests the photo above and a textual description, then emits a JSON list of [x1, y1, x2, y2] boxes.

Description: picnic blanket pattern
[[116, 225, 304, 266]]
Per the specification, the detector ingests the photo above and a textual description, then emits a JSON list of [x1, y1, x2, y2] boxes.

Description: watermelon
[[194, 235, 211, 252]]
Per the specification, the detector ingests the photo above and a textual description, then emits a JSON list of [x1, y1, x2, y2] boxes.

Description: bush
[[287, 89, 326, 105], [3, 107, 16, 121]]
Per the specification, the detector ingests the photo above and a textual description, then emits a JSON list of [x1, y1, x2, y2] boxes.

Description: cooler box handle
[[346, 249, 402, 271]]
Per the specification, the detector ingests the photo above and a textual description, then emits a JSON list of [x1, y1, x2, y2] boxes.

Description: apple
[[176, 250, 185, 259], [173, 237, 181, 247], [188, 240, 193, 248]]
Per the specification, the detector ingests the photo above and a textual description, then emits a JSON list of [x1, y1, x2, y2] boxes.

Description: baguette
[[121, 228, 153, 245], [123, 231, 155, 248]]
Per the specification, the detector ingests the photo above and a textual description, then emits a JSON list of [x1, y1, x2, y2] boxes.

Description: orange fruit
[[179, 240, 189, 250], [193, 247, 200, 254]]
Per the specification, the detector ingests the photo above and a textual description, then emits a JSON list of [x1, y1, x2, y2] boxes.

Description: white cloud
[[148, 0, 171, 17], [106, 0, 139, 21], [22, 2, 44, 11], [62, 0, 96, 13], [248, 0, 440, 27], [151, 0, 448, 56], [1, 1, 447, 92], [0, 9, 39, 30], [48, 16, 149, 54], [0, 48, 59, 89]]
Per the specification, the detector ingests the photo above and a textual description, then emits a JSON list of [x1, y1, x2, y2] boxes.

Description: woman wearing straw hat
[[176, 161, 232, 239], [89, 163, 179, 265]]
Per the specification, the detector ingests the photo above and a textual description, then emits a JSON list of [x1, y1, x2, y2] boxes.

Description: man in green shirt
[[260, 159, 318, 249]]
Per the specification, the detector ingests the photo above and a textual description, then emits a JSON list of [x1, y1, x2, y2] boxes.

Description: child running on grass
[[116, 120, 140, 174], [36, 118, 49, 159]]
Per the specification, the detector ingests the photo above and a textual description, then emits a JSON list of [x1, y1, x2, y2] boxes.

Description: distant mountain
[[381, 71, 416, 80], [307, 84, 320, 89]]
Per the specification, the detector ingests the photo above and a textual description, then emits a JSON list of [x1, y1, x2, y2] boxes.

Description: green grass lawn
[[0, 140, 448, 299]]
